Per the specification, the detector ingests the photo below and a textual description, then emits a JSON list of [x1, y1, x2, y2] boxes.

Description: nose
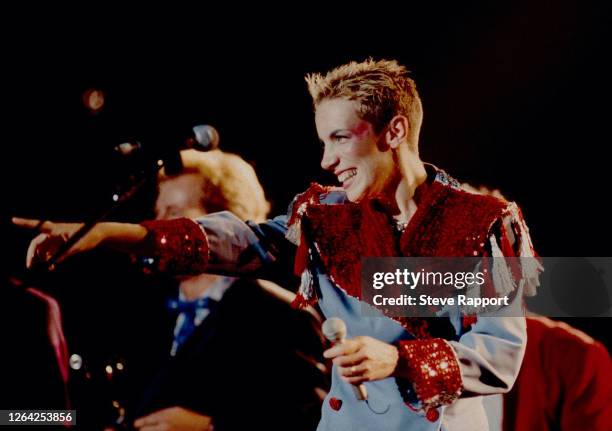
[[320, 142, 339, 171]]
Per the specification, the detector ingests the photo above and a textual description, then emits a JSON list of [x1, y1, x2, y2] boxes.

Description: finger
[[12, 217, 52, 232], [26, 233, 48, 268], [12, 217, 42, 229], [323, 345, 345, 359], [344, 375, 368, 385], [134, 412, 161, 428], [334, 351, 366, 367], [338, 363, 367, 378], [323, 340, 359, 359]]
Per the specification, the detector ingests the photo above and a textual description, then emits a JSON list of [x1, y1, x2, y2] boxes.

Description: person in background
[[131, 146, 328, 431], [464, 183, 612, 430]]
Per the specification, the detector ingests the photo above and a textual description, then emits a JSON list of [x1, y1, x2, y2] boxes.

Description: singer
[[14, 59, 541, 430]]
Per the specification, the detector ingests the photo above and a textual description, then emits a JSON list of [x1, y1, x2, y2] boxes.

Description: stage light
[[83, 88, 105, 113]]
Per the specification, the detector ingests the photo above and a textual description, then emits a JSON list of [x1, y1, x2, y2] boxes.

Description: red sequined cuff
[[140, 218, 209, 274], [397, 338, 462, 410]]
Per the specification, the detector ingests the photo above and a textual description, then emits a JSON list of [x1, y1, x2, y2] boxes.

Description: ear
[[385, 115, 410, 149]]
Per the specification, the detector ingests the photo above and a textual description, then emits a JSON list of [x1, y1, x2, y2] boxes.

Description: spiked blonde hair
[[305, 58, 423, 140]]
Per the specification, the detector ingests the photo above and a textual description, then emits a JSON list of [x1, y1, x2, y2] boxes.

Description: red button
[[426, 408, 440, 422]]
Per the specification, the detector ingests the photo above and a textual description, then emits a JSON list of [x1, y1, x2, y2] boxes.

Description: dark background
[[1, 0, 610, 421]]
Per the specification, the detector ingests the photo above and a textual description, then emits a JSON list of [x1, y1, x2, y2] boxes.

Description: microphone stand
[[21, 122, 216, 274], [43, 173, 152, 272], [41, 131, 204, 271]]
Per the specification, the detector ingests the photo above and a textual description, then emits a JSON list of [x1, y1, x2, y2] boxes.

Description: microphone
[[113, 124, 220, 175], [322, 317, 368, 401], [189, 124, 220, 152], [114, 124, 220, 157]]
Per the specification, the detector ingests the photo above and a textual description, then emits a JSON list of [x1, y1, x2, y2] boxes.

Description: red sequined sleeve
[[396, 338, 463, 411], [139, 218, 210, 274]]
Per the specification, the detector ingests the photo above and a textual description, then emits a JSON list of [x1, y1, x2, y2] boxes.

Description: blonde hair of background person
[[158, 149, 270, 223]]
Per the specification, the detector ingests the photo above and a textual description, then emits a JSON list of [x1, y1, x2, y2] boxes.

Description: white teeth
[[338, 169, 357, 183]]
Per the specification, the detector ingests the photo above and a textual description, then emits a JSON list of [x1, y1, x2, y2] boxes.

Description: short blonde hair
[[159, 149, 270, 222], [305, 58, 423, 139]]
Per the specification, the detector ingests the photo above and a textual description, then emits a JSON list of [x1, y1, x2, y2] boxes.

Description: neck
[[389, 147, 427, 223], [179, 273, 222, 301]]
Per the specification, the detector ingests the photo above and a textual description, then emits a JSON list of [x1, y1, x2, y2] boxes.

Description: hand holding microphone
[[322, 317, 401, 402], [322, 318, 368, 401]]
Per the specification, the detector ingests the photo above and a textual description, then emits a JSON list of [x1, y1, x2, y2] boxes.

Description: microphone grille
[[192, 125, 220, 151], [322, 317, 347, 343]]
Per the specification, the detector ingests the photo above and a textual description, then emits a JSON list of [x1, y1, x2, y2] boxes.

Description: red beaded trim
[[397, 338, 462, 411], [140, 218, 209, 274]]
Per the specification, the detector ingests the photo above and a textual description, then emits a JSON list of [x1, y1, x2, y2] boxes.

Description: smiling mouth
[[338, 168, 357, 183]]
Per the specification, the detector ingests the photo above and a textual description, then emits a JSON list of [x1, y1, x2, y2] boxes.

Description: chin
[[344, 177, 370, 202], [346, 188, 366, 203]]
